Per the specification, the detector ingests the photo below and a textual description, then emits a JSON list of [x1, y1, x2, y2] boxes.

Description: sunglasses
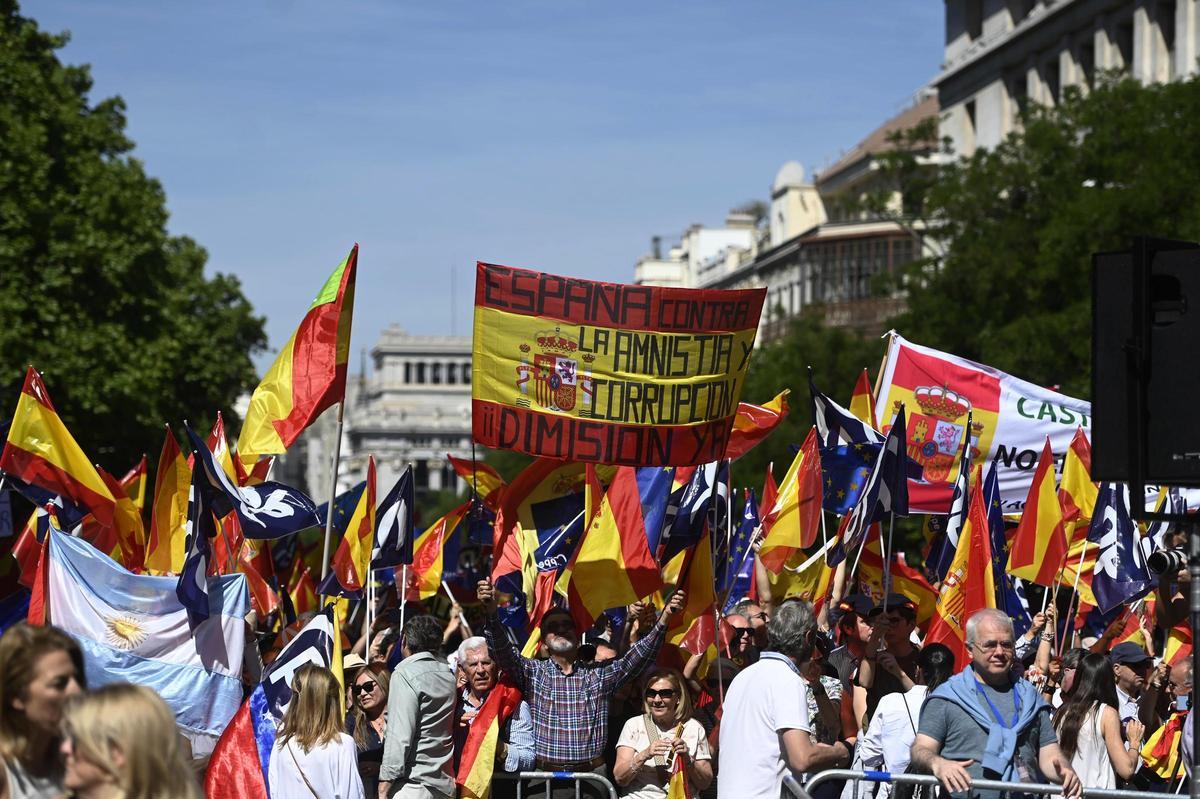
[[353, 681, 378, 696], [645, 688, 677, 700]]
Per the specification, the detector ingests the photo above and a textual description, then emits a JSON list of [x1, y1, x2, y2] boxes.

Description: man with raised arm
[[477, 578, 685, 797], [910, 608, 1082, 799]]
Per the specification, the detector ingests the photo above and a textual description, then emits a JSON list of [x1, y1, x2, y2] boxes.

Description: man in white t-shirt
[[717, 600, 853, 799]]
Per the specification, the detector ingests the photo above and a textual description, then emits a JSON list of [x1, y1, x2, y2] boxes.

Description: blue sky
[[31, 1, 944, 371]]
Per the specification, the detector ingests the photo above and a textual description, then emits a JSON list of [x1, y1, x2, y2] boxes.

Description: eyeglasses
[[353, 681, 378, 696], [972, 640, 1016, 653], [645, 688, 677, 700]]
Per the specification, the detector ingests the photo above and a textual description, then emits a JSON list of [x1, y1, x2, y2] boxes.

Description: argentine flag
[[46, 528, 248, 757]]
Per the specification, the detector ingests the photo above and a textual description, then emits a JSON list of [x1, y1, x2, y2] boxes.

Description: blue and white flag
[[185, 425, 320, 540], [1089, 483, 1153, 614], [372, 467, 414, 569], [926, 413, 973, 582], [830, 408, 910, 566], [983, 460, 1031, 637], [660, 461, 727, 564], [178, 461, 218, 626], [809, 373, 883, 448], [47, 527, 247, 758]]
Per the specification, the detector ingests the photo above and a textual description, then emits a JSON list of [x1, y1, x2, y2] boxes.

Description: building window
[[447, 363, 457, 385], [1043, 58, 1060, 105], [1115, 16, 1135, 70], [966, 0, 983, 40], [415, 362, 426, 384], [463, 364, 472, 385], [1078, 36, 1096, 88], [404, 362, 412, 384], [1159, 0, 1178, 78]]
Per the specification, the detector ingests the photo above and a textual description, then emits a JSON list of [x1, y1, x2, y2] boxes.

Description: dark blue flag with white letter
[[829, 408, 909, 566], [809, 373, 883, 448], [1089, 483, 1153, 614], [185, 425, 320, 540], [926, 413, 973, 582], [660, 461, 727, 565], [178, 461, 218, 626], [983, 459, 1031, 637], [372, 467, 414, 569]]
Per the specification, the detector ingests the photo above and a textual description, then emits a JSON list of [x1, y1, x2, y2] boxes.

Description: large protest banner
[[472, 263, 766, 466], [874, 333, 1092, 513]]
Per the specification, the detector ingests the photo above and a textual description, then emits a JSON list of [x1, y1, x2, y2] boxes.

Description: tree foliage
[[895, 74, 1200, 398], [0, 1, 266, 469]]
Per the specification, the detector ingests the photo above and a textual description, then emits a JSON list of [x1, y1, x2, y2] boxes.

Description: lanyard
[[974, 678, 1021, 729]]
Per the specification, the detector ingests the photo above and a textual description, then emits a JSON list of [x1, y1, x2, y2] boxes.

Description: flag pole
[[320, 401, 347, 582], [883, 513, 896, 614], [398, 564, 409, 632], [1064, 542, 1088, 651], [443, 579, 471, 637], [366, 572, 374, 659]]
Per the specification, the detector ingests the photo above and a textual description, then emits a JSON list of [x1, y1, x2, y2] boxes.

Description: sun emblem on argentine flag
[[104, 614, 148, 650]]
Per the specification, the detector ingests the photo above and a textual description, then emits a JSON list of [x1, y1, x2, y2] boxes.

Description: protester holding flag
[[379, 614, 456, 799], [613, 668, 712, 798], [0, 623, 85, 799], [268, 663, 364, 799], [854, 595, 921, 725], [60, 683, 201, 799], [477, 579, 685, 798], [452, 636, 534, 793], [911, 609, 1081, 799], [348, 662, 391, 799], [1052, 653, 1144, 789]]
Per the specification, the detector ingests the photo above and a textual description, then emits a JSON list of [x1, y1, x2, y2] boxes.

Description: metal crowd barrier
[[492, 769, 619, 799], [791, 769, 1175, 799]]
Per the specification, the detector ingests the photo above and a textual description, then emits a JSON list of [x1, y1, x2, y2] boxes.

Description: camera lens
[[1147, 548, 1186, 576]]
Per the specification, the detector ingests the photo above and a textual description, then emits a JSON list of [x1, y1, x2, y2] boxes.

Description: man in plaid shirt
[[478, 579, 685, 791]]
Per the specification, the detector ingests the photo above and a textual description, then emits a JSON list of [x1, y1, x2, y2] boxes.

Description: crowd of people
[[0, 555, 1194, 799]]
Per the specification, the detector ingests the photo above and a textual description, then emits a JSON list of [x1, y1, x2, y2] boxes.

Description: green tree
[[0, 1, 266, 469], [894, 74, 1200, 398]]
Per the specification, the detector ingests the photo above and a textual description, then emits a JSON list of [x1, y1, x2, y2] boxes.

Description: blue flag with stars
[[660, 461, 727, 565], [721, 488, 759, 611], [829, 408, 910, 567], [820, 442, 879, 515]]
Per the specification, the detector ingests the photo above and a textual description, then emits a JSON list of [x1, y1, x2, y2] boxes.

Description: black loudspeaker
[[1092, 237, 1200, 487]]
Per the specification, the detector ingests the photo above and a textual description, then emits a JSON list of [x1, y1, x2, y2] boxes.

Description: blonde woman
[[59, 683, 200, 799], [613, 668, 712, 799], [268, 663, 363, 799], [0, 623, 85, 798], [347, 662, 390, 798]]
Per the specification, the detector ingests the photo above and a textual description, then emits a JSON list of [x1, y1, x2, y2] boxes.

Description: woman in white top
[[613, 668, 713, 799], [1052, 653, 1144, 789], [268, 663, 365, 799], [859, 643, 956, 799]]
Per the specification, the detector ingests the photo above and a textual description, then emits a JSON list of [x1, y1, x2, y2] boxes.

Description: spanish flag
[[1141, 710, 1187, 780], [1007, 438, 1067, 588], [925, 474, 996, 667], [759, 427, 822, 572], [1058, 427, 1097, 545], [237, 246, 357, 466], [858, 527, 937, 627], [405, 501, 470, 601], [118, 455, 148, 511], [456, 680, 523, 799], [667, 741, 693, 799], [560, 465, 663, 630], [724, 389, 789, 462], [2, 368, 119, 529], [321, 456, 377, 598], [448, 455, 507, 510], [1165, 621, 1192, 666], [95, 466, 146, 571], [287, 561, 319, 617], [146, 426, 191, 576], [848, 368, 878, 430]]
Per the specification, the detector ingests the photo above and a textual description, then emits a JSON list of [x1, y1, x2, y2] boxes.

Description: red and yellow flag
[[239, 541, 280, 618], [666, 738, 694, 799], [561, 465, 664, 630], [1, 368, 119, 527], [1165, 622, 1192, 666], [925, 475, 996, 667], [118, 455, 148, 511], [724, 389, 789, 461], [288, 561, 319, 617], [456, 681, 524, 799], [146, 426, 190, 576], [858, 526, 938, 627], [1141, 710, 1188, 780], [448, 455, 507, 510], [1058, 428, 1097, 546], [405, 502, 470, 601], [329, 456, 377, 595], [759, 427, 822, 572], [667, 529, 718, 672], [96, 466, 146, 571], [849, 368, 878, 430], [238, 245, 357, 466], [1007, 438, 1068, 588]]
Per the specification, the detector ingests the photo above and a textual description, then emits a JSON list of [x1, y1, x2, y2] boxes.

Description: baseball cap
[[1111, 642, 1153, 667], [868, 594, 917, 618], [829, 594, 873, 628]]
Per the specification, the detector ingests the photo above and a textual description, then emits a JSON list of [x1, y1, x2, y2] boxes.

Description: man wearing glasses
[[477, 578, 685, 798], [911, 608, 1081, 799]]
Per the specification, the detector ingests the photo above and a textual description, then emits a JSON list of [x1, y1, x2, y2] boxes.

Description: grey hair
[[964, 608, 1014, 648], [729, 598, 757, 621], [766, 600, 816, 660], [456, 636, 488, 664]]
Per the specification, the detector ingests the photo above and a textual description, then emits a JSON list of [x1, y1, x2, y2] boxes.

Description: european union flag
[[720, 488, 758, 610], [820, 443, 878, 515], [660, 461, 728, 565], [830, 408, 909, 566]]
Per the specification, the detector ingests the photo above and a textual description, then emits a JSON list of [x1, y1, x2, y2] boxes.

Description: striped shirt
[[484, 615, 666, 764]]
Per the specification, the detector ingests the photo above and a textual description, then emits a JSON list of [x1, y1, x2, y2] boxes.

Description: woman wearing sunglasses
[[613, 668, 712, 798], [347, 663, 390, 799]]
